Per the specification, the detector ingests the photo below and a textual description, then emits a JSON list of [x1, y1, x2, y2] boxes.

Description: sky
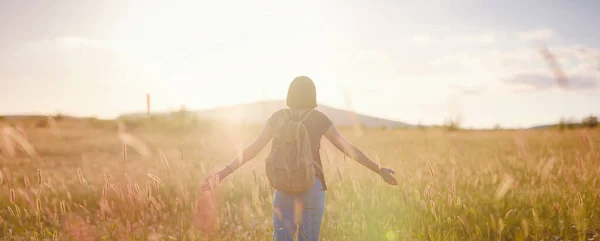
[[1, 0, 599, 129]]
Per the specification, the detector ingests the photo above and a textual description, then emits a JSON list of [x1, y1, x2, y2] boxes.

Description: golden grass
[[0, 118, 599, 240]]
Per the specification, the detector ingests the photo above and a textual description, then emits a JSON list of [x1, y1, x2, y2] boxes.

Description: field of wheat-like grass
[[0, 118, 599, 240]]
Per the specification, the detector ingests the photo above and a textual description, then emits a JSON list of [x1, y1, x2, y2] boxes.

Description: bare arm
[[324, 125, 398, 185], [222, 125, 273, 176], [324, 125, 380, 173], [221, 124, 273, 177], [202, 125, 273, 191]]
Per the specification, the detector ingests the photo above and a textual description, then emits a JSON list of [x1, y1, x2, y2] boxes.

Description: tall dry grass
[[0, 118, 599, 240]]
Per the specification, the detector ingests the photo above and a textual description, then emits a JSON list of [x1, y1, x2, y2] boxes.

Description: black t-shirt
[[267, 109, 333, 191]]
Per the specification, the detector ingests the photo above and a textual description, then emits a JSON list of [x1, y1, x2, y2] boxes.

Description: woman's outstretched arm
[[202, 125, 273, 191], [324, 125, 398, 185]]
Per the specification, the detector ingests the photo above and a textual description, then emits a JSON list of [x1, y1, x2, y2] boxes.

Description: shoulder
[[310, 110, 328, 119], [271, 109, 286, 117], [267, 109, 286, 124], [309, 110, 332, 126]]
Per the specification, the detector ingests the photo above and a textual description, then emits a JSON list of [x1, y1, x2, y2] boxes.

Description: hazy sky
[[1, 0, 599, 128]]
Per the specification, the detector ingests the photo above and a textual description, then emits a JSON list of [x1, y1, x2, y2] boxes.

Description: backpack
[[265, 109, 316, 194]]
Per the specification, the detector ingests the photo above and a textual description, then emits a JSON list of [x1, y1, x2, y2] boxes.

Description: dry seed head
[[576, 151, 585, 178], [51, 212, 59, 225], [495, 175, 514, 200], [10, 189, 15, 203], [125, 173, 132, 184], [36, 198, 41, 214], [424, 186, 431, 200], [451, 173, 456, 192], [159, 149, 170, 169], [37, 168, 42, 185], [538, 44, 569, 89], [147, 173, 164, 187], [78, 204, 91, 217], [504, 209, 514, 219], [60, 200, 66, 214], [122, 143, 127, 160], [180, 142, 185, 161], [109, 183, 122, 200], [77, 168, 85, 185], [1, 132, 17, 157], [36, 186, 42, 199], [146, 182, 152, 200], [17, 189, 33, 208], [7, 206, 14, 216], [2, 126, 38, 158], [24, 176, 30, 189], [102, 184, 108, 200], [46, 177, 53, 191], [430, 187, 442, 198], [149, 197, 161, 211], [127, 184, 134, 201], [427, 161, 436, 177], [429, 200, 438, 221], [14, 204, 21, 216], [103, 173, 109, 185], [126, 220, 132, 233], [134, 183, 142, 197], [118, 132, 151, 158]]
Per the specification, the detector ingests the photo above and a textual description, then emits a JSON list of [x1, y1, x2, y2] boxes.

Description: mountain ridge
[[122, 100, 413, 128], [194, 100, 413, 128]]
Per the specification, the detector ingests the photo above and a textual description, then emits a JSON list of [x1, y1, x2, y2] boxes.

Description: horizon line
[[0, 98, 581, 130]]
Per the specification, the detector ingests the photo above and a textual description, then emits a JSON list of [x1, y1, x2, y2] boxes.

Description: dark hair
[[286, 76, 317, 109]]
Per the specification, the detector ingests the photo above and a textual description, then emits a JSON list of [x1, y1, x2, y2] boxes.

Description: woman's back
[[201, 76, 397, 241], [267, 109, 333, 190]]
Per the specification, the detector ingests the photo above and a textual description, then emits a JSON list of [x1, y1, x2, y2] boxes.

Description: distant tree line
[[557, 115, 598, 130]]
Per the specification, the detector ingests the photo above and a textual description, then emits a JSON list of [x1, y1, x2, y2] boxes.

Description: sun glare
[[111, 1, 328, 109]]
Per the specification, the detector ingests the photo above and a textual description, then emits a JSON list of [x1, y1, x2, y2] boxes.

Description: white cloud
[[447, 32, 506, 45], [411, 28, 557, 46], [516, 28, 556, 42], [410, 27, 600, 93], [499, 44, 600, 91], [56, 36, 92, 46], [411, 32, 506, 45], [412, 34, 433, 44], [450, 84, 487, 95], [503, 72, 599, 91]]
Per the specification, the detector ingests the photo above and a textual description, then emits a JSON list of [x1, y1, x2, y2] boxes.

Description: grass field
[[1, 118, 599, 240]]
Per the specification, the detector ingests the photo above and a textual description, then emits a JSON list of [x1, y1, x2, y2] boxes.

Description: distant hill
[[122, 100, 413, 128], [528, 124, 554, 130], [197, 100, 412, 128], [0, 115, 49, 119]]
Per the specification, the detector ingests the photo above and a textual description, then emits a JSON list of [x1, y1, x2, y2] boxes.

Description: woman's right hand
[[201, 169, 227, 192]]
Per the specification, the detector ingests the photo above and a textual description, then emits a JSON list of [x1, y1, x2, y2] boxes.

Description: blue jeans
[[272, 179, 325, 241]]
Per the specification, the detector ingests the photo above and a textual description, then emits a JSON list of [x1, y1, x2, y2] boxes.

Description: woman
[[201, 76, 398, 241]]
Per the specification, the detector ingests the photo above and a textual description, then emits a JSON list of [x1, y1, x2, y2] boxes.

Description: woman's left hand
[[378, 167, 398, 185]]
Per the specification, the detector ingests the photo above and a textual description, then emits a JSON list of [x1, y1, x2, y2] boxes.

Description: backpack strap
[[283, 109, 290, 120], [300, 109, 315, 123], [283, 109, 315, 122]]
